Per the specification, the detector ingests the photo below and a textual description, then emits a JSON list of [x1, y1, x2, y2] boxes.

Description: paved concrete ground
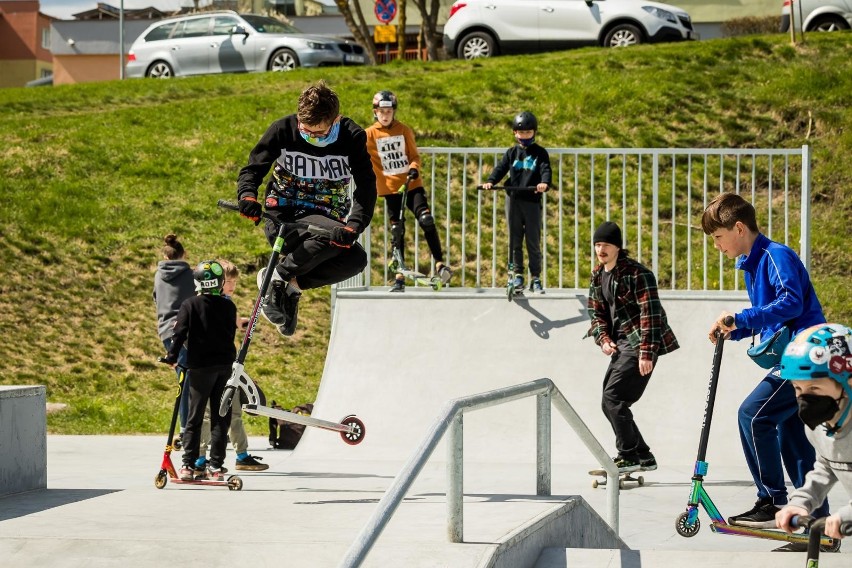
[[2, 291, 849, 567]]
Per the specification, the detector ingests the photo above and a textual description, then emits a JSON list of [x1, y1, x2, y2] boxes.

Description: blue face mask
[[300, 120, 341, 147]]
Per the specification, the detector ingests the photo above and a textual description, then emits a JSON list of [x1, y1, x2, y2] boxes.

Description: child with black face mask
[[775, 323, 852, 548]]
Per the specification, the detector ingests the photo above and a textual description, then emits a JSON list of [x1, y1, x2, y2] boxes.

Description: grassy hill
[[1, 34, 850, 434]]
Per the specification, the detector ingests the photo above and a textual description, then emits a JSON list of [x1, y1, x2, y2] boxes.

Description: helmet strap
[[825, 388, 852, 437]]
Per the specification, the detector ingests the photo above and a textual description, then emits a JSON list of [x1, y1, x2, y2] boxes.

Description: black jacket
[[166, 294, 237, 369], [487, 143, 552, 203], [237, 115, 377, 234]]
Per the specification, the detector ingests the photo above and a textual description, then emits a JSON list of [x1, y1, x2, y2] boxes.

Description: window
[[172, 17, 212, 39], [41, 28, 50, 49], [145, 22, 178, 42], [212, 17, 240, 35], [40, 69, 53, 78]]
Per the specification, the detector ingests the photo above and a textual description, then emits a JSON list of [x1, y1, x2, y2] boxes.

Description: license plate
[[345, 54, 365, 63]]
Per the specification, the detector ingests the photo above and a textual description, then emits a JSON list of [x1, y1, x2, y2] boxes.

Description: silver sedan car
[[126, 11, 366, 78]]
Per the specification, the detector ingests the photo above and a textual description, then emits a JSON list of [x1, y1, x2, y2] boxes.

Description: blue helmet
[[781, 323, 852, 431], [193, 260, 224, 295]]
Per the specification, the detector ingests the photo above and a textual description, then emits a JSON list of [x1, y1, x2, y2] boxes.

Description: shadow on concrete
[[0, 488, 119, 522], [513, 297, 588, 340]]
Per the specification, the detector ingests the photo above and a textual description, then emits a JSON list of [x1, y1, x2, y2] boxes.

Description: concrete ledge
[[0, 385, 47, 496], [482, 498, 627, 568]]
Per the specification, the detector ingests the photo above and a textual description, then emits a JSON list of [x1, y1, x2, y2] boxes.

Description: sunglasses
[[298, 116, 340, 138]]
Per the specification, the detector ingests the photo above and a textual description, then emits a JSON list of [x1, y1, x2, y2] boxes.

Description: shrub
[[722, 16, 783, 37]]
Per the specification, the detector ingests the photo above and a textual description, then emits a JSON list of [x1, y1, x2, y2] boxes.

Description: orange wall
[[53, 54, 121, 85]]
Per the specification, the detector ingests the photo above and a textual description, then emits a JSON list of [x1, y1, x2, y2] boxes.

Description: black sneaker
[[639, 454, 657, 471], [530, 277, 544, 294], [261, 277, 287, 327], [280, 285, 301, 336], [436, 262, 452, 285], [389, 277, 405, 292], [235, 455, 269, 471], [614, 456, 641, 473], [727, 498, 779, 528], [773, 540, 840, 553]]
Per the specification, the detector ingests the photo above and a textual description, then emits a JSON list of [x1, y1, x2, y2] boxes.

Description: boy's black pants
[[182, 364, 232, 468], [263, 214, 368, 290], [601, 351, 653, 459], [505, 197, 542, 277], [384, 188, 443, 263]]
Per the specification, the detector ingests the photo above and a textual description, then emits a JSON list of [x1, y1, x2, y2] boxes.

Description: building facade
[[0, 0, 53, 88]]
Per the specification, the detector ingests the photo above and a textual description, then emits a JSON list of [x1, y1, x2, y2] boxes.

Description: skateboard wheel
[[618, 479, 625, 490], [154, 470, 168, 489], [675, 511, 700, 537], [638, 476, 644, 486], [227, 476, 243, 491], [340, 415, 366, 445], [592, 480, 599, 489]]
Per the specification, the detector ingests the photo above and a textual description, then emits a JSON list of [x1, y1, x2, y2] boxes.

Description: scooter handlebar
[[217, 199, 331, 237], [790, 515, 852, 535], [476, 184, 538, 191]]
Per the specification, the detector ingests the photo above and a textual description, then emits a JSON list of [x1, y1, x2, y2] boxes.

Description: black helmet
[[513, 111, 538, 131], [372, 90, 398, 110], [193, 260, 224, 295]]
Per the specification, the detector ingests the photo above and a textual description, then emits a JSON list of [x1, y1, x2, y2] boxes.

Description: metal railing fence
[[339, 145, 810, 292], [339, 378, 619, 568]]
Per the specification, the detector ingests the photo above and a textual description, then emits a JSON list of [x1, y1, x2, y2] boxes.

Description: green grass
[[2, 34, 851, 434]]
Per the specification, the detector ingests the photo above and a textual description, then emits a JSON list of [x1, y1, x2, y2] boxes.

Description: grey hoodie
[[153, 260, 196, 341]]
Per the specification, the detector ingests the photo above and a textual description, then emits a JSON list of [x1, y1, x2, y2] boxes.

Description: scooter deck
[[397, 269, 442, 290], [589, 467, 650, 489], [243, 403, 366, 445]]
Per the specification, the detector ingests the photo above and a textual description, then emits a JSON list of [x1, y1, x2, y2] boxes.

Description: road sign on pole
[[374, 0, 397, 24]]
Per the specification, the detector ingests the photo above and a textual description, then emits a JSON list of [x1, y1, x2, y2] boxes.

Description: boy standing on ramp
[[236, 81, 377, 336], [587, 221, 679, 473]]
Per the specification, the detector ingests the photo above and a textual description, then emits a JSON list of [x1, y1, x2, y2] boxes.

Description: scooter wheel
[[507, 284, 514, 302], [340, 415, 366, 445], [154, 470, 168, 489], [592, 480, 599, 489], [219, 386, 236, 418], [227, 476, 243, 491], [675, 511, 700, 537], [172, 436, 182, 450]]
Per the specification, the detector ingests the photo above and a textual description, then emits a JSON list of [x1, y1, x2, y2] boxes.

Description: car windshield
[[242, 15, 302, 34]]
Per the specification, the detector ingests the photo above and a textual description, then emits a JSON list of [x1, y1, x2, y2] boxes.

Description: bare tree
[[410, 0, 442, 60], [334, 0, 379, 64]]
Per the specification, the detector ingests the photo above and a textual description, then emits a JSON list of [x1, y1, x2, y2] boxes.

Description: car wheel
[[268, 48, 299, 72], [807, 15, 850, 32], [146, 61, 173, 78], [458, 31, 496, 59], [604, 24, 643, 47]]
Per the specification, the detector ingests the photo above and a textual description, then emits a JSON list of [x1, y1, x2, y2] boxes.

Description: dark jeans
[[182, 364, 232, 468], [601, 351, 652, 459], [385, 187, 443, 263], [505, 197, 542, 276], [162, 338, 190, 431], [263, 214, 367, 290], [738, 373, 828, 514]]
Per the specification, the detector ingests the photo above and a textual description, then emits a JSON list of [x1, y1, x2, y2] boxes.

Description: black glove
[[330, 225, 358, 248], [158, 355, 177, 366], [407, 168, 419, 180], [238, 196, 262, 224]]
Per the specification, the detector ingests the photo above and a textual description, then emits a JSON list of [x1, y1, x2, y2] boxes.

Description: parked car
[[780, 0, 852, 32], [126, 11, 365, 78], [443, 0, 697, 59]]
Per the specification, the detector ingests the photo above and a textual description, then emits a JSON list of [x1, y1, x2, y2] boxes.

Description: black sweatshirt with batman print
[[237, 115, 377, 233]]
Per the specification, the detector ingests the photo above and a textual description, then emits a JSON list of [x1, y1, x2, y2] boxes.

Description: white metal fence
[[340, 145, 811, 292]]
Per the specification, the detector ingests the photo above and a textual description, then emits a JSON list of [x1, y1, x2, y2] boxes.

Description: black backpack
[[268, 400, 314, 450]]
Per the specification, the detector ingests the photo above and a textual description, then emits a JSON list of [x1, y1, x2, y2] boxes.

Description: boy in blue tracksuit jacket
[[703, 192, 829, 536]]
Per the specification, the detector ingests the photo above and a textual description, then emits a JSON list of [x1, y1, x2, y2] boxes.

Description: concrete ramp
[[295, 289, 754, 470]]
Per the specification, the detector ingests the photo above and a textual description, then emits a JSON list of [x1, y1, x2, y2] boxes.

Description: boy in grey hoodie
[[153, 234, 196, 436]]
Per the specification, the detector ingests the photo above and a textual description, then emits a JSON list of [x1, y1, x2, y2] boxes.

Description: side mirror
[[231, 25, 249, 36]]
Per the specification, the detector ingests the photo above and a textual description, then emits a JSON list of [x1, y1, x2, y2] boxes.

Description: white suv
[[443, 0, 696, 59], [780, 0, 852, 32]]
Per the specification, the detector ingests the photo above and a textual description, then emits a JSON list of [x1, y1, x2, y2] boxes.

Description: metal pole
[[119, 0, 125, 80], [536, 392, 551, 496], [447, 412, 464, 543], [800, 144, 811, 271]]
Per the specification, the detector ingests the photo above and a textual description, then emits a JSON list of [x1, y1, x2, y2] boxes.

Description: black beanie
[[593, 221, 622, 248]]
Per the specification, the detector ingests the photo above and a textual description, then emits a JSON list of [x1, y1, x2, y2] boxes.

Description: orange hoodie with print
[[365, 120, 423, 197]]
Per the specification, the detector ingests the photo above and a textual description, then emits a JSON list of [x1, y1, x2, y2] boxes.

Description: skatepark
[[2, 288, 849, 567]]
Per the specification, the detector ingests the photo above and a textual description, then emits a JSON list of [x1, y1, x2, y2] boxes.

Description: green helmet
[[193, 260, 224, 295]]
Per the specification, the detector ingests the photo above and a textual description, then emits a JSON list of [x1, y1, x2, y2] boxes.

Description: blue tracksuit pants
[[738, 372, 828, 515]]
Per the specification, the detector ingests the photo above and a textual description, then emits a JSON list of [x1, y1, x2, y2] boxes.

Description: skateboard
[[589, 467, 649, 489]]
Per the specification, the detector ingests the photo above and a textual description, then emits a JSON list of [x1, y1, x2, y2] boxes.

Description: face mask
[[300, 120, 341, 147], [516, 135, 535, 148], [797, 393, 841, 430]]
